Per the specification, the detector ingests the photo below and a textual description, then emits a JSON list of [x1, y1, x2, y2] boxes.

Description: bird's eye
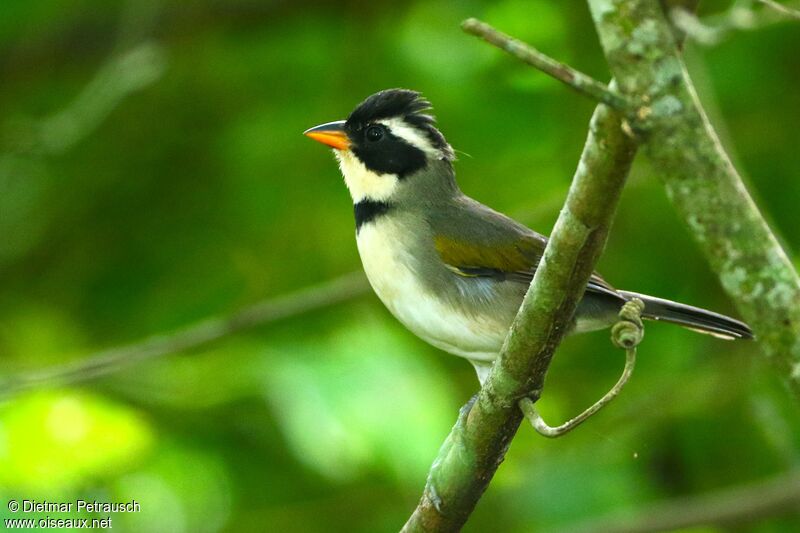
[[365, 125, 383, 142]]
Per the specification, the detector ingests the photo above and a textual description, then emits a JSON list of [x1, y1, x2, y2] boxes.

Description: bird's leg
[[520, 298, 645, 438]]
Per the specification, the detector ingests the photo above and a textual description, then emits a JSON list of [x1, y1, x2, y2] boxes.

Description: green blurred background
[[1, 0, 799, 531]]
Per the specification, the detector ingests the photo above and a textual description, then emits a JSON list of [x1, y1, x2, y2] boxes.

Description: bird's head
[[304, 89, 457, 204]]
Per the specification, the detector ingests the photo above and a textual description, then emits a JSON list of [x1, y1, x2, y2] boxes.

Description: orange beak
[[303, 120, 350, 150]]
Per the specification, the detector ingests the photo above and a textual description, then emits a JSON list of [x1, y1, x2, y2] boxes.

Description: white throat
[[335, 150, 398, 203]]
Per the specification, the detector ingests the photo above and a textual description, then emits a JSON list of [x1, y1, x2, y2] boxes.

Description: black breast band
[[354, 200, 392, 233]]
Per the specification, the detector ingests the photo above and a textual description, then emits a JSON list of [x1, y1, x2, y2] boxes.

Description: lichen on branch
[[588, 0, 800, 398]]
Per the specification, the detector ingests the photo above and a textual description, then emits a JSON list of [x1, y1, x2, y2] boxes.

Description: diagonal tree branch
[[400, 45, 639, 533], [0, 272, 369, 401], [758, 0, 800, 20], [4, 42, 167, 157], [401, 3, 706, 530], [462, 19, 631, 111], [587, 0, 800, 399], [669, 0, 800, 46], [564, 469, 800, 533]]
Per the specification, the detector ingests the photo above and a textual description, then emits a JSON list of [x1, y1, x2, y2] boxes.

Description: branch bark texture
[[587, 0, 800, 398]]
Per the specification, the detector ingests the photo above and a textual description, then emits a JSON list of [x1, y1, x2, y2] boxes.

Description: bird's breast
[[355, 217, 507, 361]]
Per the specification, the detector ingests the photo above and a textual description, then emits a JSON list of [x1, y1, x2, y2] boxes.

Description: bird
[[304, 88, 752, 384]]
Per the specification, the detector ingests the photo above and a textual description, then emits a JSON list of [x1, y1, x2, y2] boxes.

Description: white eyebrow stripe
[[376, 118, 439, 156]]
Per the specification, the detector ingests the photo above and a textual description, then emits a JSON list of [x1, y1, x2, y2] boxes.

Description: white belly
[[356, 219, 505, 362]]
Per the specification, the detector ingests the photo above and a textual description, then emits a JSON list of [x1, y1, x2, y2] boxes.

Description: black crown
[[346, 89, 453, 158]]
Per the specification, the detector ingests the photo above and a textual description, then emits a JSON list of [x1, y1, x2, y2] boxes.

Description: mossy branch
[[400, 41, 639, 533], [587, 0, 800, 398]]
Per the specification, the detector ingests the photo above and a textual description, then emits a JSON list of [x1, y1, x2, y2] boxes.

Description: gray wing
[[430, 195, 624, 303]]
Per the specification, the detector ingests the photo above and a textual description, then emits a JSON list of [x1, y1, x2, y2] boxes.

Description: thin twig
[[670, 0, 800, 46], [521, 299, 644, 438], [565, 469, 800, 533], [0, 272, 369, 400], [671, 1, 758, 45], [461, 18, 631, 111], [2, 42, 167, 156], [522, 345, 635, 437], [759, 0, 800, 19]]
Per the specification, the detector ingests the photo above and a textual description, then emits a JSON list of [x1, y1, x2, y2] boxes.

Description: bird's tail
[[618, 291, 753, 340]]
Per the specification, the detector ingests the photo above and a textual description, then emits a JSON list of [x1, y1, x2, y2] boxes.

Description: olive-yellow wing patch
[[434, 235, 540, 281], [434, 233, 619, 296]]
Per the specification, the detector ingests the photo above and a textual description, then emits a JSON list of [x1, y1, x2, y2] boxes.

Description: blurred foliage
[[0, 0, 799, 531]]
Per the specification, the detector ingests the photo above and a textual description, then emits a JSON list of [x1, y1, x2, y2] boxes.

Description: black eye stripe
[[350, 125, 427, 179]]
